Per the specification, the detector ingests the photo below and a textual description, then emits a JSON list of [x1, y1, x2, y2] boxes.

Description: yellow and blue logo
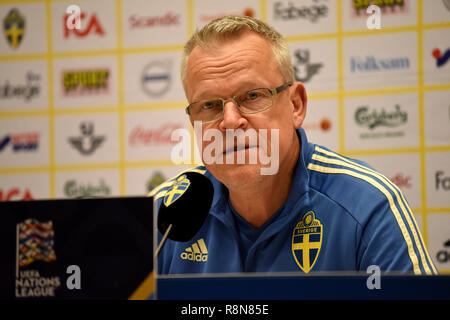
[[292, 211, 323, 273], [4, 8, 25, 49], [163, 174, 190, 207]]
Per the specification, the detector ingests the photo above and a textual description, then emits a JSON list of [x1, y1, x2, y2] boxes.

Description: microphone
[[154, 172, 213, 258]]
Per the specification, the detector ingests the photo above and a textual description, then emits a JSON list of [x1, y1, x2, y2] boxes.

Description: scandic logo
[[180, 238, 208, 262], [128, 12, 180, 29]]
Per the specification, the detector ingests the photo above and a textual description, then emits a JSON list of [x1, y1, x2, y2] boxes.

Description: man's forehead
[[185, 33, 279, 98], [189, 32, 272, 60]]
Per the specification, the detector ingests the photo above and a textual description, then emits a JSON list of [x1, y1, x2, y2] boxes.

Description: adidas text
[[180, 252, 208, 262]]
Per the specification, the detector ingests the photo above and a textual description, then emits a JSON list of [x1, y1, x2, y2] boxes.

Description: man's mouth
[[223, 144, 256, 155]]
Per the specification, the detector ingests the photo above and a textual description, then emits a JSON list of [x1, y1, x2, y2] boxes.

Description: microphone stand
[[154, 224, 172, 259]]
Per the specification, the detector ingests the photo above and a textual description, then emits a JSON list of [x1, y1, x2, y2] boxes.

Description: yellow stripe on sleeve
[[308, 162, 423, 274], [313, 146, 437, 274]]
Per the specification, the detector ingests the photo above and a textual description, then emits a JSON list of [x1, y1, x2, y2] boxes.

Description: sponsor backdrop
[[0, 0, 449, 273]]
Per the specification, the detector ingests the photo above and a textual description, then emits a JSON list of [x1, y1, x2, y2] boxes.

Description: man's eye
[[202, 102, 216, 110], [248, 92, 260, 100]]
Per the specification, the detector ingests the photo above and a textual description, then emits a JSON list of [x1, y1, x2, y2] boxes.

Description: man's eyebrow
[[191, 82, 268, 102]]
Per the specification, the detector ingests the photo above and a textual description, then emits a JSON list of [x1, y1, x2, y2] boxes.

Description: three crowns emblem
[[291, 211, 323, 273], [163, 174, 190, 207]]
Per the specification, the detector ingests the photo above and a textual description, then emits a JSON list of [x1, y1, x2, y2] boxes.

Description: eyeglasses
[[185, 82, 292, 124]]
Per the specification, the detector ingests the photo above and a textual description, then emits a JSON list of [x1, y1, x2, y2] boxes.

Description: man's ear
[[290, 82, 307, 129]]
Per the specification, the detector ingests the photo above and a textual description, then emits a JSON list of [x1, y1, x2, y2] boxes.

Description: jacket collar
[[206, 127, 314, 224]]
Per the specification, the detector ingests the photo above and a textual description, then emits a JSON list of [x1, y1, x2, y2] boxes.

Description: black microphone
[[155, 172, 213, 258]]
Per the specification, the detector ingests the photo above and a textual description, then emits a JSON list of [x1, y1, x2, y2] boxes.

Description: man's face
[[185, 32, 305, 189]]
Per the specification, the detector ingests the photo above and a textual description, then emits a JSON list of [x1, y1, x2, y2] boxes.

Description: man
[[151, 16, 437, 275]]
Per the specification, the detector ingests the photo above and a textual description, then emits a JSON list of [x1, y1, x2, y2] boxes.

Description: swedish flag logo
[[4, 8, 25, 49], [292, 211, 323, 273], [163, 175, 190, 207]]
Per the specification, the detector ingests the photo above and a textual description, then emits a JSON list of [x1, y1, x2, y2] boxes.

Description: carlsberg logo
[[355, 104, 407, 130]]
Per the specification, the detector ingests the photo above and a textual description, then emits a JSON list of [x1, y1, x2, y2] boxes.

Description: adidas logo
[[180, 238, 208, 262]]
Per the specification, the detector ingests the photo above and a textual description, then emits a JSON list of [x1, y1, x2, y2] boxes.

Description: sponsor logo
[[435, 171, 450, 191], [129, 123, 184, 147], [64, 11, 105, 38], [0, 188, 33, 201], [163, 174, 190, 207], [0, 71, 41, 102], [293, 49, 323, 83], [352, 0, 408, 16], [303, 118, 332, 132], [141, 61, 171, 97], [273, 0, 328, 23], [64, 178, 111, 198], [355, 104, 407, 130], [292, 211, 323, 273], [68, 122, 105, 155], [128, 12, 180, 29], [15, 219, 61, 298], [436, 239, 450, 263], [17, 219, 56, 267], [0, 132, 39, 152], [3, 8, 25, 49], [63, 68, 109, 96], [390, 172, 412, 189], [350, 55, 410, 73], [147, 171, 166, 193], [432, 48, 450, 68], [199, 8, 254, 24], [180, 238, 208, 262]]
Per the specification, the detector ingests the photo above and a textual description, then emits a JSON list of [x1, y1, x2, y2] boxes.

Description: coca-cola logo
[[129, 123, 184, 147]]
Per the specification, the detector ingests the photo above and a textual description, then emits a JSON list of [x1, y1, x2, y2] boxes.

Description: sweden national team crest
[[163, 174, 191, 207], [292, 211, 323, 273], [4, 8, 25, 49]]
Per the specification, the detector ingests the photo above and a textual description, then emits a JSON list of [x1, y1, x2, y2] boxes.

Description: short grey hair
[[181, 15, 294, 93]]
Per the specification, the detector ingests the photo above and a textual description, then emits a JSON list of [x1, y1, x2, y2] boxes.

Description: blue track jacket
[[151, 128, 437, 275]]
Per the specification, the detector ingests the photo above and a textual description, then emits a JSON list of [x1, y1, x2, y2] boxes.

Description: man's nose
[[218, 100, 248, 131]]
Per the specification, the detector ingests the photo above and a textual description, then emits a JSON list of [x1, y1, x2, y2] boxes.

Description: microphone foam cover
[[157, 172, 213, 242]]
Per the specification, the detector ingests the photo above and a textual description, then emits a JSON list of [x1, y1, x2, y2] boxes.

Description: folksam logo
[[350, 55, 410, 73]]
